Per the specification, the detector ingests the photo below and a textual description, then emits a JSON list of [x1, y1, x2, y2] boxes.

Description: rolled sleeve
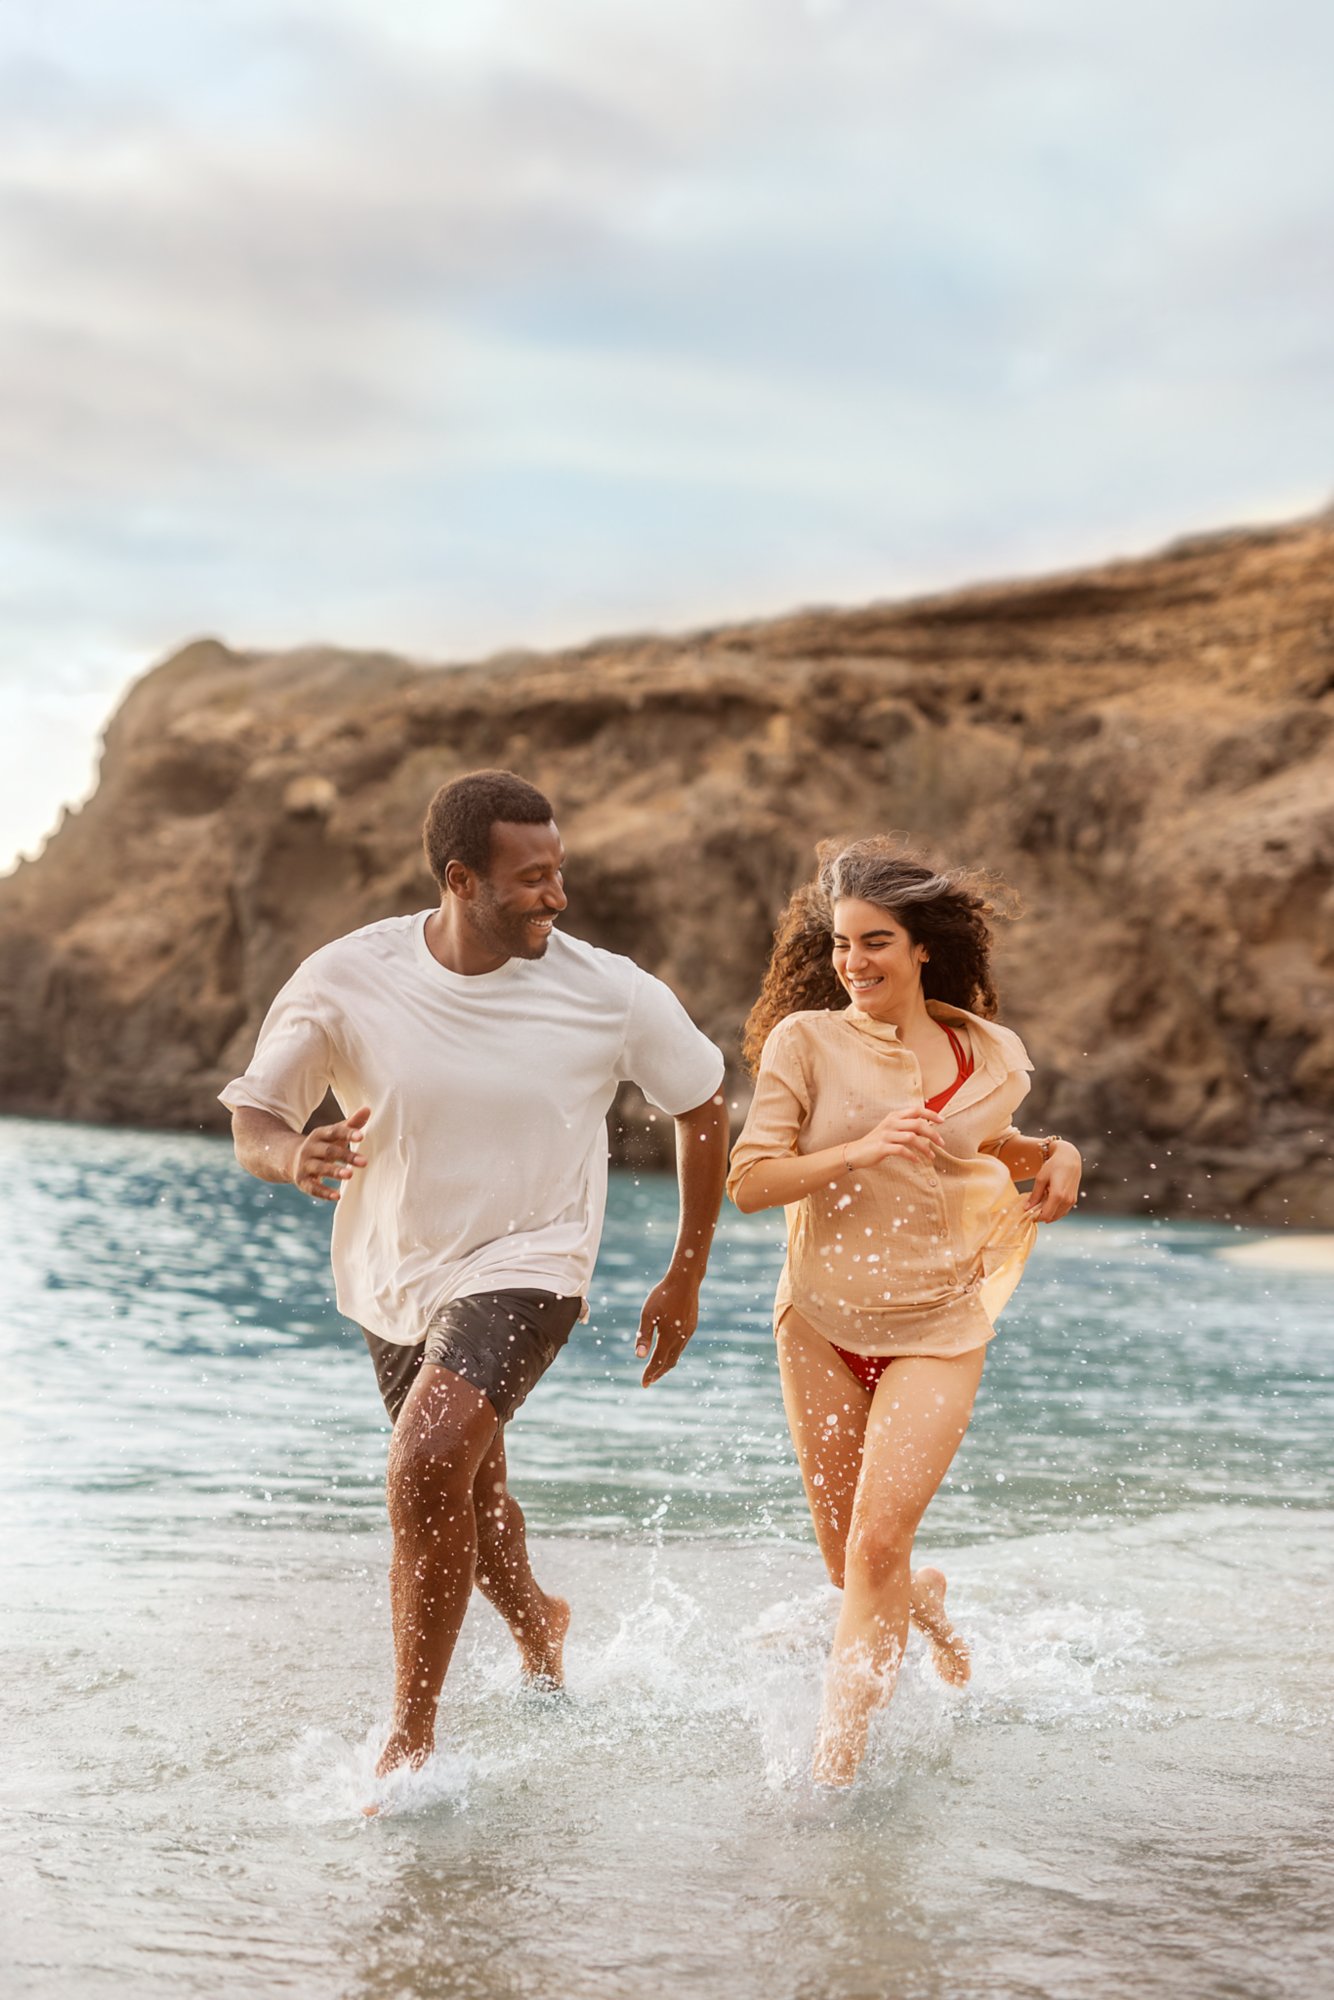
[[616, 967, 724, 1115], [976, 1065, 1033, 1157], [726, 1019, 810, 1205], [977, 1125, 1022, 1159], [218, 968, 334, 1133]]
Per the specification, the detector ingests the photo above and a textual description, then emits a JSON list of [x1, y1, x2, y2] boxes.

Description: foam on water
[[288, 1728, 482, 1824], [270, 1512, 1244, 1832], [6, 1507, 1333, 1997], [259, 1520, 1182, 1839]]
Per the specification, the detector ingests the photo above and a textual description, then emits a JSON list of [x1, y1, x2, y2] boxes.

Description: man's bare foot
[[910, 1566, 971, 1686], [374, 1720, 434, 1780], [361, 1720, 436, 1816], [517, 1593, 570, 1690]]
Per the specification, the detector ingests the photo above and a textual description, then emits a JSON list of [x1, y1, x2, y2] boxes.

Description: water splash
[[286, 1726, 481, 1823]]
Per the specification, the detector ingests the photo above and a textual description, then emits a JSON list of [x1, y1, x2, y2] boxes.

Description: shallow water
[[3, 1117, 1332, 1998]]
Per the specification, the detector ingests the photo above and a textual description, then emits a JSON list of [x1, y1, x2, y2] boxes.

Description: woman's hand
[[1024, 1140, 1082, 1222], [847, 1104, 944, 1171]]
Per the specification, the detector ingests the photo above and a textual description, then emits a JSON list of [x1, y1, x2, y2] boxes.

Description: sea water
[[1, 1116, 1330, 1999]]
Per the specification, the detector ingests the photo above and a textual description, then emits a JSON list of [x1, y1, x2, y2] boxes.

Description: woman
[[727, 839, 1082, 1786]]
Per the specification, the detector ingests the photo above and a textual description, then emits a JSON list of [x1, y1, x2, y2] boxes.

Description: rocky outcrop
[[2, 515, 1332, 1223]]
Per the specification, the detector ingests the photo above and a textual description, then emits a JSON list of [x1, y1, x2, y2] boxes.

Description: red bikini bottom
[[829, 1344, 893, 1393]]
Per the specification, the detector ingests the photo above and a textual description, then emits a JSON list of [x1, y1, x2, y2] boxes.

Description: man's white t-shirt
[[219, 914, 725, 1346]]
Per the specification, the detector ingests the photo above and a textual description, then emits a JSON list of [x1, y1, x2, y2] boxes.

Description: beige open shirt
[[726, 1001, 1039, 1358]]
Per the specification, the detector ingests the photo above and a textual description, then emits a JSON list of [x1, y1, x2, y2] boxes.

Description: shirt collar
[[842, 997, 1020, 1083]]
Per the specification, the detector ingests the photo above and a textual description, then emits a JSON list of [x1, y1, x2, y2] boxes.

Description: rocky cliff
[[2, 514, 1332, 1223]]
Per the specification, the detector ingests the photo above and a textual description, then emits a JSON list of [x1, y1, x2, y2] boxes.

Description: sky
[[2, 0, 1332, 870]]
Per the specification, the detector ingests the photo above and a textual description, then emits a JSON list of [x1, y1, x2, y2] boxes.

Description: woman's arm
[[990, 1133, 1054, 1182], [987, 1133, 1082, 1221], [730, 1103, 944, 1214]]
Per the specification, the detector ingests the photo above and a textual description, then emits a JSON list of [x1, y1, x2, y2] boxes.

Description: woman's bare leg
[[776, 1312, 871, 1584], [776, 1313, 973, 1680], [812, 1346, 986, 1787], [909, 1565, 971, 1686], [471, 1427, 570, 1686]]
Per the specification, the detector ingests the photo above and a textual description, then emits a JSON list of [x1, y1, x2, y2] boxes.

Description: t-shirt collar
[[412, 909, 529, 989]]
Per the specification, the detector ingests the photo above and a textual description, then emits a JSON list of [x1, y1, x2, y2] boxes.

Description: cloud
[[1, 0, 1332, 865]]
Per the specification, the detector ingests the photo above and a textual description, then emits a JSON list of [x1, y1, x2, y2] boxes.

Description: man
[[222, 770, 727, 1782]]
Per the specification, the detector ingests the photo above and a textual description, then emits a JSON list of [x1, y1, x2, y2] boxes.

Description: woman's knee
[[844, 1516, 915, 1591]]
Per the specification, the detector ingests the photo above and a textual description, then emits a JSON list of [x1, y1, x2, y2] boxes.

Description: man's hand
[[1024, 1140, 1082, 1222], [292, 1105, 372, 1202], [633, 1086, 727, 1387], [635, 1270, 703, 1387]]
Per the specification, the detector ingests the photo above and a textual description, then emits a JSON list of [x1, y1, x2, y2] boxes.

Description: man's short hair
[[423, 770, 555, 883]]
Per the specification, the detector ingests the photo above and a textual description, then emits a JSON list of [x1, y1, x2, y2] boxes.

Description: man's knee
[[388, 1419, 482, 1532]]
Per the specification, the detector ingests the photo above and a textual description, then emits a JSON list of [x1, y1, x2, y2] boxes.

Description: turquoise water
[[3, 1116, 1332, 1998]]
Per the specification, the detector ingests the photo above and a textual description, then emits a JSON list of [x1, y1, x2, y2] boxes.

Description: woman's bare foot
[[811, 1712, 868, 1788], [811, 1647, 894, 1788], [910, 1566, 971, 1686], [517, 1593, 570, 1690], [811, 1681, 872, 1786]]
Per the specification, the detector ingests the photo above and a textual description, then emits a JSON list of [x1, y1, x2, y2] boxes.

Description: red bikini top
[[924, 1022, 974, 1113]]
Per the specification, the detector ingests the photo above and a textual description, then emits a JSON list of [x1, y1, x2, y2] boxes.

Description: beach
[[3, 1115, 1332, 1998]]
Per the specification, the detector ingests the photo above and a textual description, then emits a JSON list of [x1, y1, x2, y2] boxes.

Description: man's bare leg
[[471, 1427, 569, 1687], [377, 1363, 499, 1777]]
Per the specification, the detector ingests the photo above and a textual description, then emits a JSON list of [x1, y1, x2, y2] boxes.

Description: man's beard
[[469, 888, 550, 961]]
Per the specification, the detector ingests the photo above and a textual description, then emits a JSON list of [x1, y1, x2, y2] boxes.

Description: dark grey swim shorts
[[362, 1289, 582, 1426]]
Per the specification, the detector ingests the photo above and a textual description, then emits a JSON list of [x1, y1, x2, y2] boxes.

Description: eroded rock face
[[2, 518, 1331, 1223]]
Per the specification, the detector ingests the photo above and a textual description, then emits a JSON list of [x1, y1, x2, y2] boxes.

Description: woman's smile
[[832, 898, 927, 1017]]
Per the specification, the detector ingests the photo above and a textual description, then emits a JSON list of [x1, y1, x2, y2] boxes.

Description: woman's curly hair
[[742, 837, 1008, 1074]]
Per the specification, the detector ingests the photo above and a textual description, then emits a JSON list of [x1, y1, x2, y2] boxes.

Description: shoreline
[[1216, 1234, 1334, 1272]]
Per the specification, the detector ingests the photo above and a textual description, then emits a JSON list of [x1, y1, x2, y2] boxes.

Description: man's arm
[[232, 1103, 371, 1203], [636, 1090, 729, 1387]]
